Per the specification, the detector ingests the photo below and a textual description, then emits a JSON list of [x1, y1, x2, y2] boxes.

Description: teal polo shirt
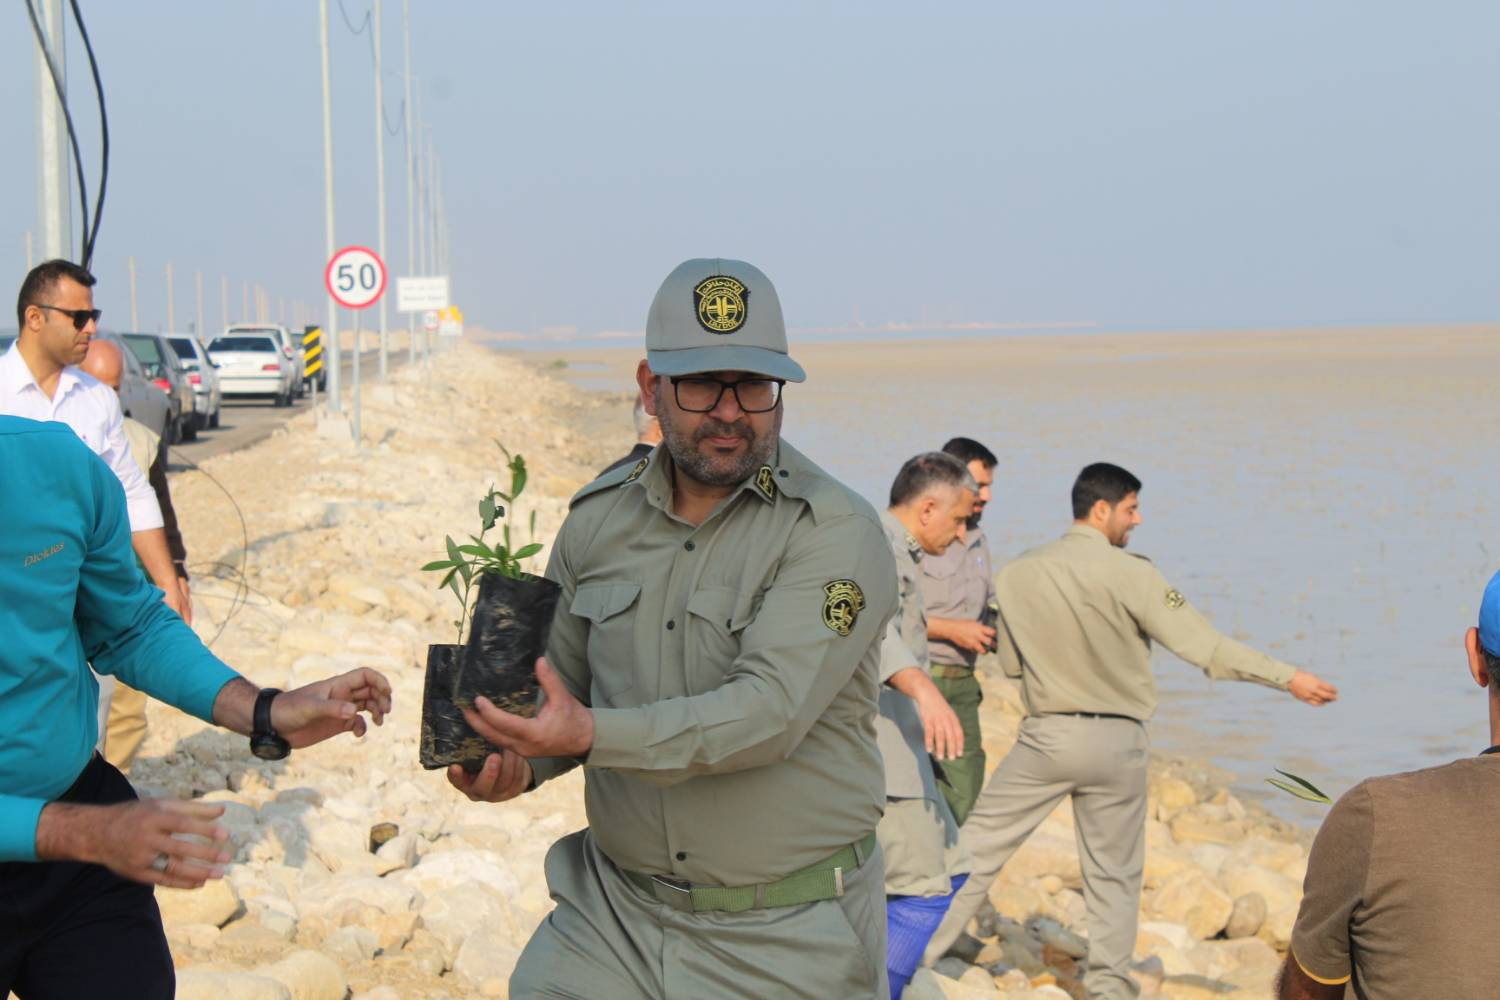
[[0, 416, 239, 861]]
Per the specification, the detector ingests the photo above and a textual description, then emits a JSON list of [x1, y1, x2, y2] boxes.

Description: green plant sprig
[[1265, 768, 1333, 805], [421, 445, 543, 643]]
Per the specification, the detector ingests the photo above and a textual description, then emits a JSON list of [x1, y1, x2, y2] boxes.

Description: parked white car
[[207, 333, 296, 406], [167, 335, 223, 429], [225, 323, 305, 397]]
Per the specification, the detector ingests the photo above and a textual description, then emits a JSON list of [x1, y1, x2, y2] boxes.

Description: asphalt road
[[166, 346, 414, 470]]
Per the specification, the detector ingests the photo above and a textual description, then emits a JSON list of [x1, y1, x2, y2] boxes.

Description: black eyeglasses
[[34, 304, 102, 331], [670, 376, 785, 413]]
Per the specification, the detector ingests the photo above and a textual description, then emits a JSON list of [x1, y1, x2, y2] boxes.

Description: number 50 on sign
[[325, 246, 387, 310]]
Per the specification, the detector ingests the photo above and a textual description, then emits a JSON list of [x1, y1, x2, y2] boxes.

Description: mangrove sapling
[[417, 447, 562, 770]]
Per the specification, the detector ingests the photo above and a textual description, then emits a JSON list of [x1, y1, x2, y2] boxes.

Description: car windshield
[[210, 336, 277, 353], [168, 337, 198, 361], [121, 334, 163, 365]]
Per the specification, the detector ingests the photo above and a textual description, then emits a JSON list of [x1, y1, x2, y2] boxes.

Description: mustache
[[693, 419, 752, 442]]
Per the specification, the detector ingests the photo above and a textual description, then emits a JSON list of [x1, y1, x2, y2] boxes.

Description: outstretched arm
[[1276, 955, 1344, 1000]]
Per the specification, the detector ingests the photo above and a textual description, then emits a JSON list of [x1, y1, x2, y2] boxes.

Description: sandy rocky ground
[[125, 343, 1306, 999]]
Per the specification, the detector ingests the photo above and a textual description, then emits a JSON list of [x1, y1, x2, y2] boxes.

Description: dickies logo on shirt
[[23, 542, 65, 568]]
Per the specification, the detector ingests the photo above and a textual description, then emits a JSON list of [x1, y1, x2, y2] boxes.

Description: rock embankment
[[133, 343, 1308, 999]]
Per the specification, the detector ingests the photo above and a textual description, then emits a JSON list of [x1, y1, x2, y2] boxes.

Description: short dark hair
[[890, 451, 975, 508], [941, 436, 997, 469], [1484, 644, 1500, 688], [1071, 462, 1142, 520], [16, 259, 96, 332]]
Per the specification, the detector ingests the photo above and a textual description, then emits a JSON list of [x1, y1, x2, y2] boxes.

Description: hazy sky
[[3, 2, 1497, 338]]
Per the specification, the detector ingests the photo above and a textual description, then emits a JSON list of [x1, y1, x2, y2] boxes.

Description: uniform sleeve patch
[[1165, 588, 1185, 610], [822, 580, 865, 636]]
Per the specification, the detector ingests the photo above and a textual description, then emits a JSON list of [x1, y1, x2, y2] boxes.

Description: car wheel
[[209, 407, 221, 429], [180, 415, 198, 442]]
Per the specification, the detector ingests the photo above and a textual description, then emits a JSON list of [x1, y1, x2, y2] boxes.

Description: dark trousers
[[0, 755, 174, 999]]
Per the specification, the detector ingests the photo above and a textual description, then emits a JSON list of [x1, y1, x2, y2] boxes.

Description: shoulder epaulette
[[569, 456, 647, 508]]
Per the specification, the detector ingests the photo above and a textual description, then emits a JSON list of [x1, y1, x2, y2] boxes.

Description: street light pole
[[32, 0, 71, 262], [165, 262, 175, 331], [373, 0, 389, 381], [319, 0, 342, 411], [128, 255, 138, 329], [402, 0, 416, 366]]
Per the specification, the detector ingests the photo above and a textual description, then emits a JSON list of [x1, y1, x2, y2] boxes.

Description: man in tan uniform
[[1278, 569, 1500, 1000], [922, 436, 998, 824], [449, 258, 899, 999], [924, 462, 1339, 1000], [877, 451, 974, 996]]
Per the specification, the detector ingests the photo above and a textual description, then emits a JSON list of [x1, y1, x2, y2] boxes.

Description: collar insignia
[[624, 458, 649, 483], [755, 465, 777, 501]]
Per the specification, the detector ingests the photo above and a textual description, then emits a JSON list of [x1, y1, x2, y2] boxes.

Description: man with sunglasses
[[3, 260, 189, 626], [448, 258, 899, 998]]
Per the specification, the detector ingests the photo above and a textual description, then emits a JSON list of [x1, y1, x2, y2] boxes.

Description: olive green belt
[[619, 831, 877, 914], [930, 664, 975, 679]]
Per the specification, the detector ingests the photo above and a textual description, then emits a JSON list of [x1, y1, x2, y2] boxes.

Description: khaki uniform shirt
[[530, 440, 897, 886], [875, 511, 933, 799], [921, 527, 995, 669], [1291, 754, 1500, 999], [995, 524, 1296, 720]]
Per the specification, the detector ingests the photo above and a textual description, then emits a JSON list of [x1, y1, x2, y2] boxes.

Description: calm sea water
[[531, 328, 1499, 827]]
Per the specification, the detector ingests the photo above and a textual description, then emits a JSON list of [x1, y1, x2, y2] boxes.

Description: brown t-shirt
[[1291, 753, 1500, 999]]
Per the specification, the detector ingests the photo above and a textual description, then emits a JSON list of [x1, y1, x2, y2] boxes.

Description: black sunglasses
[[34, 303, 102, 331]]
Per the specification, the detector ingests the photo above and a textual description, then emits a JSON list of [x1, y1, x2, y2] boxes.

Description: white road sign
[[325, 245, 387, 310], [396, 275, 451, 312], [422, 309, 440, 332]]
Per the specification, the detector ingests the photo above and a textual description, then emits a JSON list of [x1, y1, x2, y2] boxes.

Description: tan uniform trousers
[[923, 715, 1148, 1000], [510, 829, 888, 1000], [103, 681, 149, 771]]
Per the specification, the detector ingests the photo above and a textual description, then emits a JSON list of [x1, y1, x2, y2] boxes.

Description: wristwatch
[[250, 688, 291, 760]]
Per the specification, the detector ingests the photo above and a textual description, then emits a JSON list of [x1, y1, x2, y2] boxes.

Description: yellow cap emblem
[[694, 276, 748, 334], [1165, 588, 1185, 610], [822, 580, 865, 637]]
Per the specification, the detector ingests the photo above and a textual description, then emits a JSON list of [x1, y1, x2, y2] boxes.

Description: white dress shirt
[[0, 344, 164, 531]]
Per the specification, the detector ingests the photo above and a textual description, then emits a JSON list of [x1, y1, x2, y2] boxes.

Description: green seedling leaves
[[1265, 769, 1333, 805]]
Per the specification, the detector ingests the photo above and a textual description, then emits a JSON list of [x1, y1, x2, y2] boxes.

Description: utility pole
[[165, 262, 175, 331], [195, 270, 205, 341], [220, 274, 228, 330], [128, 255, 138, 329], [25, 231, 34, 270], [33, 0, 71, 261], [319, 0, 342, 411], [372, 0, 389, 379], [425, 131, 437, 277], [242, 280, 249, 322], [402, 0, 416, 365], [413, 87, 426, 279]]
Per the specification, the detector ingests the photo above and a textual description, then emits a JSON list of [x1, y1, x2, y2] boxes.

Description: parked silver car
[[92, 331, 173, 441], [167, 335, 223, 430], [208, 333, 296, 406], [225, 323, 305, 397], [121, 332, 197, 441]]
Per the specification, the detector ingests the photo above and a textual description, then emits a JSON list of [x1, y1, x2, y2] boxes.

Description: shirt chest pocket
[[683, 586, 758, 695], [571, 580, 642, 704]]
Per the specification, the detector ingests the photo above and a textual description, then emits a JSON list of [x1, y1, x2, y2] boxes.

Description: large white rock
[[401, 849, 521, 899], [453, 924, 523, 990], [175, 970, 293, 1000], [419, 883, 524, 961], [257, 948, 349, 1000], [157, 878, 243, 928], [1148, 870, 1233, 940]]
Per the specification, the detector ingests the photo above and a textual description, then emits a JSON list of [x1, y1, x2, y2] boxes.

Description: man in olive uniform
[[922, 437, 998, 824], [877, 451, 975, 996], [924, 462, 1339, 1000], [450, 258, 899, 999]]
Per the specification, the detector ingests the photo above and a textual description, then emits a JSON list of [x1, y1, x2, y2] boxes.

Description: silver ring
[[150, 853, 169, 873]]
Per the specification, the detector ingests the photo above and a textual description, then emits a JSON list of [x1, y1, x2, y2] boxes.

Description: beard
[[658, 402, 781, 488], [965, 508, 984, 531]]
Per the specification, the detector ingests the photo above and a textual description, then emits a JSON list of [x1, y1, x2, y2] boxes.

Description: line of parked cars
[[0, 322, 318, 445]]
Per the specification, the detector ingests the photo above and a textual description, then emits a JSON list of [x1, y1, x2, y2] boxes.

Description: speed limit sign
[[325, 245, 387, 310]]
